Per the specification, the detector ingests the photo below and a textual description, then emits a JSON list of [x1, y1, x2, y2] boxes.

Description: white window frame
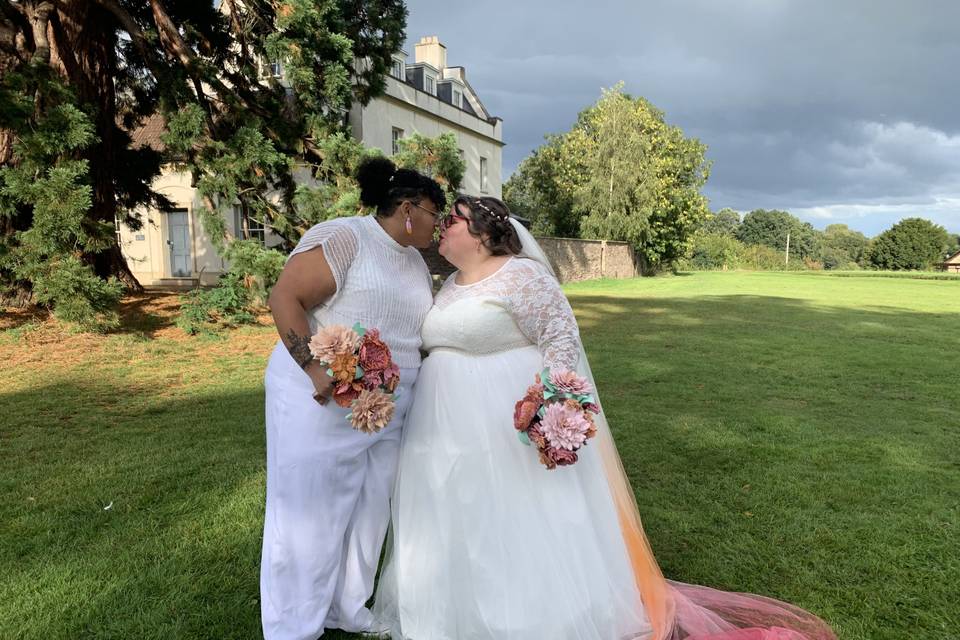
[[234, 205, 266, 246], [425, 75, 435, 95], [391, 59, 404, 79], [452, 89, 462, 108], [392, 127, 404, 156], [480, 156, 488, 193], [258, 58, 283, 80]]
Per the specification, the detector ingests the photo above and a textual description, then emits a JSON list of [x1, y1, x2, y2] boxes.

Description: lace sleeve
[[505, 262, 582, 372], [288, 220, 359, 293]]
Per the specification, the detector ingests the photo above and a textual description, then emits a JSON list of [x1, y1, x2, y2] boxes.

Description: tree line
[[682, 209, 959, 272], [505, 86, 958, 275]]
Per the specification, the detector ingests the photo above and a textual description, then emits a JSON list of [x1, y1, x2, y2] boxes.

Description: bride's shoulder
[[504, 256, 553, 281]]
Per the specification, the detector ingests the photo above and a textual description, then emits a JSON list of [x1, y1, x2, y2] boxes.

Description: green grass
[[2, 272, 958, 639]]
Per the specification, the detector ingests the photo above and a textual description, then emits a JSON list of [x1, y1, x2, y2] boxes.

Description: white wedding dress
[[373, 256, 653, 640]]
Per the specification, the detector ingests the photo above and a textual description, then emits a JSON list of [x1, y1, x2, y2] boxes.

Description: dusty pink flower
[[309, 324, 361, 363], [362, 361, 400, 391], [362, 367, 384, 388], [349, 389, 395, 434], [383, 365, 401, 393], [538, 449, 557, 470], [549, 369, 592, 395], [539, 402, 591, 451], [547, 446, 579, 466], [527, 424, 548, 449]]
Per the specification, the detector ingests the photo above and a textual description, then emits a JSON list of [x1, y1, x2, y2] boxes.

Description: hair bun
[[356, 156, 397, 209]]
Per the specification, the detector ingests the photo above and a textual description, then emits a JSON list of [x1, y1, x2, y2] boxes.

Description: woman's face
[[403, 198, 441, 249], [438, 202, 480, 263]]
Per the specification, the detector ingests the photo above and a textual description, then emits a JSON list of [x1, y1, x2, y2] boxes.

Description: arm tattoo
[[285, 329, 314, 369]]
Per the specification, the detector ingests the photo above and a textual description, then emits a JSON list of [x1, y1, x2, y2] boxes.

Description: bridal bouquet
[[308, 323, 401, 433], [513, 368, 599, 469]]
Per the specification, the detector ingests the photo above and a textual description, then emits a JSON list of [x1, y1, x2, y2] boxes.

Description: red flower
[[332, 381, 363, 408], [359, 330, 392, 373], [514, 399, 539, 431]]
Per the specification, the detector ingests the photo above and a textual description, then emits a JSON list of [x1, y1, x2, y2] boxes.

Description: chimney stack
[[415, 36, 447, 70]]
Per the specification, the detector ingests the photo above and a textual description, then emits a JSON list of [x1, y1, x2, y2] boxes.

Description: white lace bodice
[[289, 215, 433, 369], [422, 257, 582, 371]]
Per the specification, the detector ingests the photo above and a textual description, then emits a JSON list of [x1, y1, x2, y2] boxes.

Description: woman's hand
[[305, 362, 335, 405]]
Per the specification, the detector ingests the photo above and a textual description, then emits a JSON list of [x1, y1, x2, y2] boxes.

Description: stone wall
[[534, 237, 638, 283], [421, 237, 638, 284]]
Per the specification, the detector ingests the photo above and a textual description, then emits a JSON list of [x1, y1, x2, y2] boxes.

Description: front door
[[167, 210, 192, 277]]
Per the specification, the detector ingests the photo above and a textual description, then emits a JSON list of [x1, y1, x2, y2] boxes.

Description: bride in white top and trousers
[[260, 157, 445, 640]]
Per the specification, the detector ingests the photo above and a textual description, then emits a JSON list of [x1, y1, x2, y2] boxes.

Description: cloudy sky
[[404, 0, 960, 236]]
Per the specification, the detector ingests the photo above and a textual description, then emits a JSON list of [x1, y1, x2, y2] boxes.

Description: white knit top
[[289, 215, 434, 369]]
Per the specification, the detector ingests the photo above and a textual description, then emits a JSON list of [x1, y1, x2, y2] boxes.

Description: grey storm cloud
[[404, 0, 960, 234]]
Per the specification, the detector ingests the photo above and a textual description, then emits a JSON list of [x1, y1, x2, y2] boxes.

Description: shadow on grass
[[0, 292, 181, 338], [109, 291, 183, 338]]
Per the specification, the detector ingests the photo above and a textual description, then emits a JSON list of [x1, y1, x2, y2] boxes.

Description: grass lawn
[[1, 272, 957, 639]]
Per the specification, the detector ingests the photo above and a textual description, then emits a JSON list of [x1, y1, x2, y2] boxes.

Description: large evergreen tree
[[0, 0, 406, 326]]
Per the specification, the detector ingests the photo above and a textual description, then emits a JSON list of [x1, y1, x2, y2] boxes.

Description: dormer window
[[452, 89, 462, 108], [392, 59, 404, 79], [425, 76, 435, 95]]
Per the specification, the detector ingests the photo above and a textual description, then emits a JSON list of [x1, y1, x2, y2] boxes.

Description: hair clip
[[473, 199, 508, 221]]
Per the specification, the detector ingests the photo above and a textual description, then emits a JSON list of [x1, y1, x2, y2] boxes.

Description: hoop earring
[[405, 215, 413, 235]]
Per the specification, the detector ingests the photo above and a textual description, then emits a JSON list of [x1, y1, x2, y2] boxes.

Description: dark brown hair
[[356, 157, 446, 216], [452, 195, 522, 256]]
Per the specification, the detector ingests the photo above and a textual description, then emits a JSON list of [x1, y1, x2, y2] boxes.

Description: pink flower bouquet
[[513, 367, 599, 469], [308, 323, 401, 433]]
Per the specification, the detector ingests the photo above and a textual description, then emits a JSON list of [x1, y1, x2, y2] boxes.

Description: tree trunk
[[49, 0, 143, 292]]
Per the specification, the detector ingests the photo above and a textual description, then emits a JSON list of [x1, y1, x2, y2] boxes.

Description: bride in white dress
[[374, 197, 836, 640]]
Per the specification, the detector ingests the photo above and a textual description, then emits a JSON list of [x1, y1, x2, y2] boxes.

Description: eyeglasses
[[404, 200, 439, 219], [439, 211, 469, 232]]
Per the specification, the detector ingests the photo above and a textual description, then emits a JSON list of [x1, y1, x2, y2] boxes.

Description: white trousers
[[260, 342, 417, 640]]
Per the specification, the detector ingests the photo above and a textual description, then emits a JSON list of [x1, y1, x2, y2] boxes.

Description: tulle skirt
[[374, 345, 653, 640], [374, 345, 837, 640]]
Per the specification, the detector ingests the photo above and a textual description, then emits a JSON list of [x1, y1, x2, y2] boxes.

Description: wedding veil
[[508, 217, 835, 640]]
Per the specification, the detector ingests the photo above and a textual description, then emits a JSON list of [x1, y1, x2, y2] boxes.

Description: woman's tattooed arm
[[285, 329, 314, 369]]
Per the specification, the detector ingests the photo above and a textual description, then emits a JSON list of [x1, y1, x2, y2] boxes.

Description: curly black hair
[[356, 157, 446, 216]]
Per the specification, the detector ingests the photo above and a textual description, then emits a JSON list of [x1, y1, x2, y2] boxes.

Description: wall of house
[[122, 70, 504, 286], [119, 168, 225, 287], [352, 76, 504, 198]]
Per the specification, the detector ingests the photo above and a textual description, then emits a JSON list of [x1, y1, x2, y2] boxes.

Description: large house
[[119, 36, 503, 287]]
